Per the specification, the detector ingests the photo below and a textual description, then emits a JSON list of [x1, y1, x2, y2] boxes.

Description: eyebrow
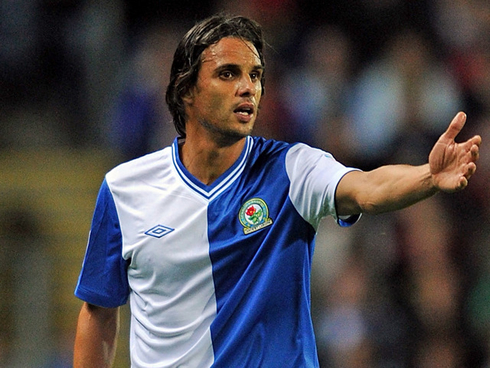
[[214, 63, 264, 74]]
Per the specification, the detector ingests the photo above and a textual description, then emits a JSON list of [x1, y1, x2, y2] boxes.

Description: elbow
[[358, 199, 384, 215]]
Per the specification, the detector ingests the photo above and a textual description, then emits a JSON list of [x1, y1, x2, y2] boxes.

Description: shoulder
[[106, 146, 172, 185], [284, 142, 354, 182], [251, 137, 333, 157], [286, 142, 336, 164], [249, 136, 295, 160], [243, 137, 298, 175], [248, 137, 340, 171]]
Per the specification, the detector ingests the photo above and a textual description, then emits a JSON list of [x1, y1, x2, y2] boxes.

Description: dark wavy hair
[[165, 14, 266, 137]]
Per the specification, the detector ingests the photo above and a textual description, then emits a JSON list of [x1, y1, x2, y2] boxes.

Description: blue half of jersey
[[75, 136, 360, 368]]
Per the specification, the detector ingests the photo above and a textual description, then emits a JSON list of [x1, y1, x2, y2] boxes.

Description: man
[[73, 14, 481, 368]]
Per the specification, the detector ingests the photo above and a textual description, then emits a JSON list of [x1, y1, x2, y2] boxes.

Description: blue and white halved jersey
[[75, 136, 360, 368]]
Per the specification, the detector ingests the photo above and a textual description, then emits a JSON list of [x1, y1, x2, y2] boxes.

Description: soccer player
[[73, 14, 481, 368]]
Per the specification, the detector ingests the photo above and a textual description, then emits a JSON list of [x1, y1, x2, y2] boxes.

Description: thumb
[[441, 111, 466, 142]]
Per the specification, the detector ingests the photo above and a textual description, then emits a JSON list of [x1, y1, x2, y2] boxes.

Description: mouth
[[234, 103, 255, 121]]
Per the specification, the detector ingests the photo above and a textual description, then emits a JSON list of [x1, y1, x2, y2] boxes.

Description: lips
[[234, 103, 255, 121]]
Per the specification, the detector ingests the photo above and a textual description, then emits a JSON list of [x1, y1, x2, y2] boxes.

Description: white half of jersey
[[75, 136, 360, 368]]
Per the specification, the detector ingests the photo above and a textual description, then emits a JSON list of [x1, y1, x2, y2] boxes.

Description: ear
[[182, 87, 194, 105]]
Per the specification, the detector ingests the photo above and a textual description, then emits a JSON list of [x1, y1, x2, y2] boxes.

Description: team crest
[[239, 198, 273, 234]]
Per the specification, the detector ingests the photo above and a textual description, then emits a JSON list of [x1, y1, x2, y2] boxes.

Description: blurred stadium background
[[0, 0, 489, 367]]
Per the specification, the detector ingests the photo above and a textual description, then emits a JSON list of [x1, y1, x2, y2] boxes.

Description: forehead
[[201, 37, 262, 68]]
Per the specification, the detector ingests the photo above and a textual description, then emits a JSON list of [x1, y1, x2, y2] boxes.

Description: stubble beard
[[199, 118, 254, 147]]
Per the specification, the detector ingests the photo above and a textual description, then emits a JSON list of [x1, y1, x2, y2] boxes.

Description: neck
[[180, 135, 247, 185]]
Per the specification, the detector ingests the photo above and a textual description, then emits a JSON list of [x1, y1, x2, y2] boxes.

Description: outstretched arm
[[336, 112, 481, 216], [74, 302, 120, 368]]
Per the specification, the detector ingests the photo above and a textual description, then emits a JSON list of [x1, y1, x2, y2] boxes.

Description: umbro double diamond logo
[[145, 224, 174, 238]]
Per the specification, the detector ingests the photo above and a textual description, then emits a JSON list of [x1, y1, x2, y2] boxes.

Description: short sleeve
[[74, 178, 130, 308], [285, 143, 361, 229]]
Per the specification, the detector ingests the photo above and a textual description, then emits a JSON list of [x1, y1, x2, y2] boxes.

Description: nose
[[237, 75, 257, 97]]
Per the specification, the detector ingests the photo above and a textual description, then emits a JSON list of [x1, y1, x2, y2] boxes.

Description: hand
[[429, 112, 481, 192]]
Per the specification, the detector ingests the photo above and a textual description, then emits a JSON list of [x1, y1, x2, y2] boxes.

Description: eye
[[220, 71, 234, 80], [250, 71, 262, 82]]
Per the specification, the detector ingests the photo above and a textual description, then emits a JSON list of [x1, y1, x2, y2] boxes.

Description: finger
[[459, 176, 468, 190], [471, 143, 480, 159], [457, 171, 471, 190], [471, 134, 482, 147], [464, 140, 480, 165], [465, 162, 477, 177], [461, 135, 481, 156], [442, 111, 467, 142]]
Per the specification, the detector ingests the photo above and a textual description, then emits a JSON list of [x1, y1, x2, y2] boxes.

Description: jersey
[[75, 136, 360, 368]]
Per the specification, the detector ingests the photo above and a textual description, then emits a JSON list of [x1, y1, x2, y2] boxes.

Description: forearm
[[358, 163, 438, 214], [337, 164, 439, 216], [73, 303, 120, 368]]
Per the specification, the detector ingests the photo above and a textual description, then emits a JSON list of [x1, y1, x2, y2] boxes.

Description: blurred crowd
[[1, 0, 490, 367]]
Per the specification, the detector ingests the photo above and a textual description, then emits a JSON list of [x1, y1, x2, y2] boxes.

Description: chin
[[218, 130, 250, 146], [214, 125, 254, 146], [200, 119, 254, 144]]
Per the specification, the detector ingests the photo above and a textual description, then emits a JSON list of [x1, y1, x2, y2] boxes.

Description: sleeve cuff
[[337, 213, 361, 227]]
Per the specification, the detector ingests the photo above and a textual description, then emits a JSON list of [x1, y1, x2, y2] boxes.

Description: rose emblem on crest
[[239, 198, 273, 234]]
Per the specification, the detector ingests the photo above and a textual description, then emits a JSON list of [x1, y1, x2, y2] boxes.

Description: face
[[183, 37, 263, 144]]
